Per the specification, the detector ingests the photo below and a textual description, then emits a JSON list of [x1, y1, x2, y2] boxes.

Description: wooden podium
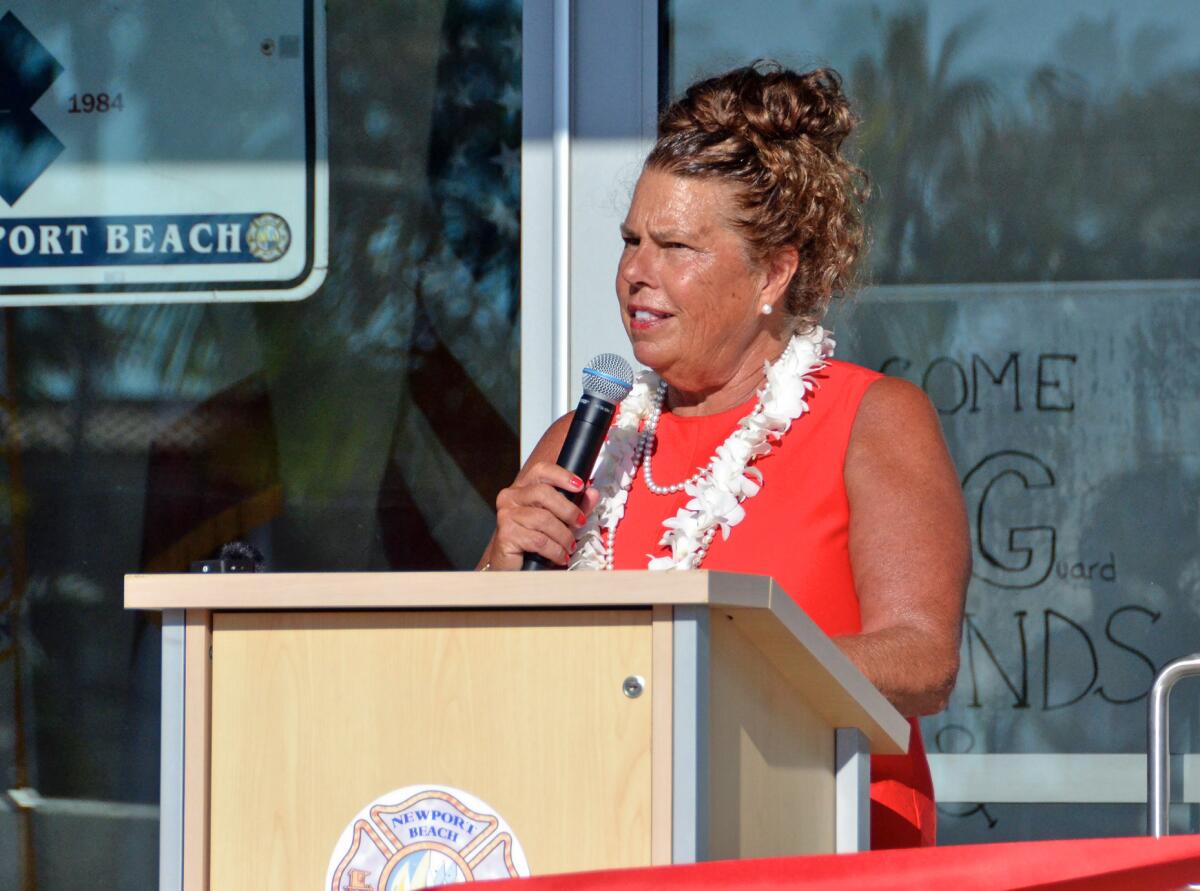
[[125, 570, 908, 890]]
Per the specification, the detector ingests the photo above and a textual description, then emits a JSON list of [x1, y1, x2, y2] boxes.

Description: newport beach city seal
[[326, 785, 530, 890], [245, 212, 291, 261]]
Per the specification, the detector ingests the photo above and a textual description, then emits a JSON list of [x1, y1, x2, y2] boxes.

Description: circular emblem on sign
[[245, 213, 291, 262], [326, 785, 530, 890]]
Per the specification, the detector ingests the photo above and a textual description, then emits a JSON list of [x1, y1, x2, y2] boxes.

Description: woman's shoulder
[[848, 368, 943, 453]]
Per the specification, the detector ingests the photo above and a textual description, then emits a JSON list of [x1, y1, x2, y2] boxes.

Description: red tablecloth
[[485, 835, 1200, 890]]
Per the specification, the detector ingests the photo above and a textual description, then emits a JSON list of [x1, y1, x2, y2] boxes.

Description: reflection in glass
[[0, 1, 521, 885]]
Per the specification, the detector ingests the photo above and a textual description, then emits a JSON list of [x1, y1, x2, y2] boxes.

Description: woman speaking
[[479, 63, 969, 848]]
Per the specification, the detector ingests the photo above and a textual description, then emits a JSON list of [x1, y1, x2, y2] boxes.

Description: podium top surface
[[125, 570, 910, 753], [125, 569, 775, 611]]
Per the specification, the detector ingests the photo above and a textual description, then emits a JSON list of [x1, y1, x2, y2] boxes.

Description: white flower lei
[[569, 326, 834, 571]]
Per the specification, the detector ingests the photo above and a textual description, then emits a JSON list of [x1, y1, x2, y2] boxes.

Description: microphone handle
[[521, 394, 616, 571]]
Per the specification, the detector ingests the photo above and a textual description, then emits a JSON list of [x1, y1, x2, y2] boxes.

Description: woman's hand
[[488, 463, 600, 569], [478, 412, 600, 571]]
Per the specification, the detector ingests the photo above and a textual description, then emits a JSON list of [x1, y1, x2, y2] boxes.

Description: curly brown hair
[[646, 62, 868, 330]]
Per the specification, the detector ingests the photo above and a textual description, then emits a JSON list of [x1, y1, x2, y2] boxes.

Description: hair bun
[[667, 62, 855, 155], [739, 64, 854, 152]]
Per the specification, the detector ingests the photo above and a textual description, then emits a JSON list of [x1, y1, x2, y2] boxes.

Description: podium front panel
[[707, 608, 836, 857], [207, 609, 654, 887]]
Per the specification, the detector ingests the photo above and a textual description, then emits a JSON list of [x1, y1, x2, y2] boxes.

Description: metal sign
[[0, 2, 327, 304]]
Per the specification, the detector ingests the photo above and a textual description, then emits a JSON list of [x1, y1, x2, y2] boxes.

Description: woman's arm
[[836, 376, 970, 717], [477, 412, 600, 570]]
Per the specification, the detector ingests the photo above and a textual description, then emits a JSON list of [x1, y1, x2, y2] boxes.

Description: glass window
[[666, 0, 1200, 284], [664, 0, 1200, 843], [0, 1, 521, 885]]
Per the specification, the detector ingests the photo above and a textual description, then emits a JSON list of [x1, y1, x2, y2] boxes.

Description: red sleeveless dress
[[609, 359, 936, 848]]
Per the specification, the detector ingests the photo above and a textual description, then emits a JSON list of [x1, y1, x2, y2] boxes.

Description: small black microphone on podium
[[190, 541, 266, 574], [522, 353, 634, 570]]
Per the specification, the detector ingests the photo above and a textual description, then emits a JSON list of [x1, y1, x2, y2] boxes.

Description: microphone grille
[[582, 353, 634, 403]]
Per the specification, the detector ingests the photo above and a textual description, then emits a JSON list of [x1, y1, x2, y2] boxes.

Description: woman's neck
[[665, 335, 790, 417]]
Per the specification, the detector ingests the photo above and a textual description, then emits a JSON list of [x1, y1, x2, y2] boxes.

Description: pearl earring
[[760, 303, 773, 316]]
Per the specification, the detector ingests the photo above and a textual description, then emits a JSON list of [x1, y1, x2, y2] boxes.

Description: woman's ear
[[761, 245, 799, 312]]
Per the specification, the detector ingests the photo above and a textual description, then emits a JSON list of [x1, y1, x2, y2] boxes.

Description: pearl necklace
[[605, 377, 723, 568], [641, 379, 708, 495], [569, 327, 833, 572]]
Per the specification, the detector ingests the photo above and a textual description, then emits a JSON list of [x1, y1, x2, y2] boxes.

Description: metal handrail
[[1148, 654, 1200, 837]]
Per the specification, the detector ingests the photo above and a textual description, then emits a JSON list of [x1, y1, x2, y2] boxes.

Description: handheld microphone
[[522, 354, 634, 570]]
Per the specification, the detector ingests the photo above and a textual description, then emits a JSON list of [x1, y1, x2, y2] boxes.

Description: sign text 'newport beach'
[[390, 807, 479, 845], [0, 213, 291, 266]]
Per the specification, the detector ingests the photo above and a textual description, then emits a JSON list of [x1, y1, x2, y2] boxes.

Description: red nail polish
[[577, 513, 587, 526], [570, 476, 584, 489]]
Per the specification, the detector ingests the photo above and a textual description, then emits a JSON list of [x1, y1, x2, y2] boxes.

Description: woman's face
[[616, 169, 784, 396]]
